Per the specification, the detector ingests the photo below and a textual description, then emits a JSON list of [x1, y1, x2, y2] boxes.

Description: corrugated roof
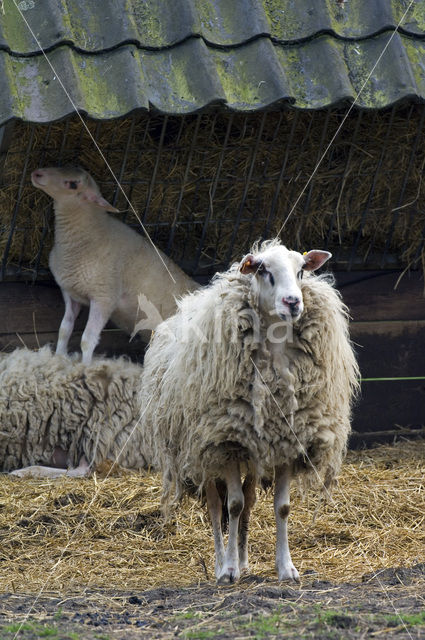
[[1, 0, 425, 123]]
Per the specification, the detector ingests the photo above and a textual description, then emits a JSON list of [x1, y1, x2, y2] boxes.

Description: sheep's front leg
[[217, 462, 244, 584], [205, 480, 225, 579], [11, 465, 72, 479], [56, 290, 81, 356], [238, 472, 256, 573], [81, 300, 112, 365], [11, 456, 90, 479], [65, 455, 91, 477], [274, 463, 299, 582]]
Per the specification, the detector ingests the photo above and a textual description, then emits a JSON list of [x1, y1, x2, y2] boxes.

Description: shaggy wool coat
[[139, 260, 359, 513], [0, 347, 146, 472]]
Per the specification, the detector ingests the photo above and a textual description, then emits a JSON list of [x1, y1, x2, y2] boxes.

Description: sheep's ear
[[303, 250, 332, 271], [81, 188, 119, 212], [239, 254, 258, 274]]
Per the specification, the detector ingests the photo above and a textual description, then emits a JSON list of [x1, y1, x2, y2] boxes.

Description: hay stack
[[1, 106, 424, 277]]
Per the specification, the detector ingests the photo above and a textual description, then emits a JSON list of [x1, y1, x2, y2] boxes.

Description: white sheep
[[139, 239, 359, 583], [31, 166, 198, 364], [0, 346, 147, 477]]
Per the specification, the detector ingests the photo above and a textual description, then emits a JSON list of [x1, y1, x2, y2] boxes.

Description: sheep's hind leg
[[205, 480, 225, 579], [217, 462, 244, 584], [274, 463, 299, 582], [56, 291, 81, 356], [238, 472, 256, 573]]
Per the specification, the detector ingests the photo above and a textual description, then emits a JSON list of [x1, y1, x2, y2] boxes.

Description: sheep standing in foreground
[[31, 166, 198, 364], [0, 347, 147, 477], [139, 240, 359, 583]]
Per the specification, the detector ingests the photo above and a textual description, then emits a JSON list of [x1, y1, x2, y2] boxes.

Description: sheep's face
[[32, 166, 89, 199], [239, 244, 331, 322], [31, 167, 118, 212]]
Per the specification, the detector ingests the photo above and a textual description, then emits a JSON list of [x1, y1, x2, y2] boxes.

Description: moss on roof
[[0, 0, 424, 121]]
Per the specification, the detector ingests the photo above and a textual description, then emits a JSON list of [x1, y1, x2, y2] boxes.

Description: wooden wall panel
[[0, 282, 145, 360], [1, 270, 424, 446], [339, 271, 425, 445], [337, 270, 425, 322]]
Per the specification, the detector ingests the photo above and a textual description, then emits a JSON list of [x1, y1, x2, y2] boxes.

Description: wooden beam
[[0, 330, 145, 361], [0, 282, 145, 360], [0, 121, 15, 185], [1, 271, 424, 444], [0, 282, 81, 334], [350, 320, 425, 378], [337, 270, 425, 322]]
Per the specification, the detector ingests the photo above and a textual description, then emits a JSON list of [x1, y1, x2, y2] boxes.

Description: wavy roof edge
[[1, 32, 425, 124], [1, 26, 425, 57], [2, 0, 425, 55], [2, 96, 424, 131]]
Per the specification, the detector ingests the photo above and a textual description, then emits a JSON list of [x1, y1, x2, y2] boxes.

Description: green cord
[[361, 376, 425, 382]]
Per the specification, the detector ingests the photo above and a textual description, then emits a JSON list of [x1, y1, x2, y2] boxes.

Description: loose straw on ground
[[0, 439, 423, 595]]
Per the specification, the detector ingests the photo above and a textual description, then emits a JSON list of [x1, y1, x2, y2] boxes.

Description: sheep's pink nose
[[282, 296, 301, 315]]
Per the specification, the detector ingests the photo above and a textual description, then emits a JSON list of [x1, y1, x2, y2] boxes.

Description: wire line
[[250, 356, 414, 640], [8, 2, 418, 639], [11, 394, 154, 640], [10, 1, 177, 284], [275, 0, 415, 239]]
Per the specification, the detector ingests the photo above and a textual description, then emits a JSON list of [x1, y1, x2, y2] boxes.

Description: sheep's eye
[[67, 180, 78, 190], [297, 269, 304, 280], [257, 264, 274, 286]]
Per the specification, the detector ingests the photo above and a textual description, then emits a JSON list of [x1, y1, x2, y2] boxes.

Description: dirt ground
[[1, 564, 424, 640]]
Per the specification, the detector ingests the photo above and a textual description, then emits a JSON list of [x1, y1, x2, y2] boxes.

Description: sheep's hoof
[[217, 567, 240, 585], [277, 563, 300, 583]]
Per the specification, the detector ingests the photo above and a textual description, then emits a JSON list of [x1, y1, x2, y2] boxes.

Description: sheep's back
[[0, 347, 144, 472]]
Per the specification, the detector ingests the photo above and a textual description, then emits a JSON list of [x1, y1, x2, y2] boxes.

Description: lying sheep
[[139, 239, 359, 583], [0, 346, 147, 477], [31, 166, 198, 364]]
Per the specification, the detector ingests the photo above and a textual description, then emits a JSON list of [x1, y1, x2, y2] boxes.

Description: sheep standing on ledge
[[139, 240, 359, 583], [31, 166, 197, 364], [0, 347, 147, 477]]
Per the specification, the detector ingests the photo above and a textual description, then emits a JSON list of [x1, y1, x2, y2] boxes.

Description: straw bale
[[1, 106, 425, 277], [0, 439, 423, 595]]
